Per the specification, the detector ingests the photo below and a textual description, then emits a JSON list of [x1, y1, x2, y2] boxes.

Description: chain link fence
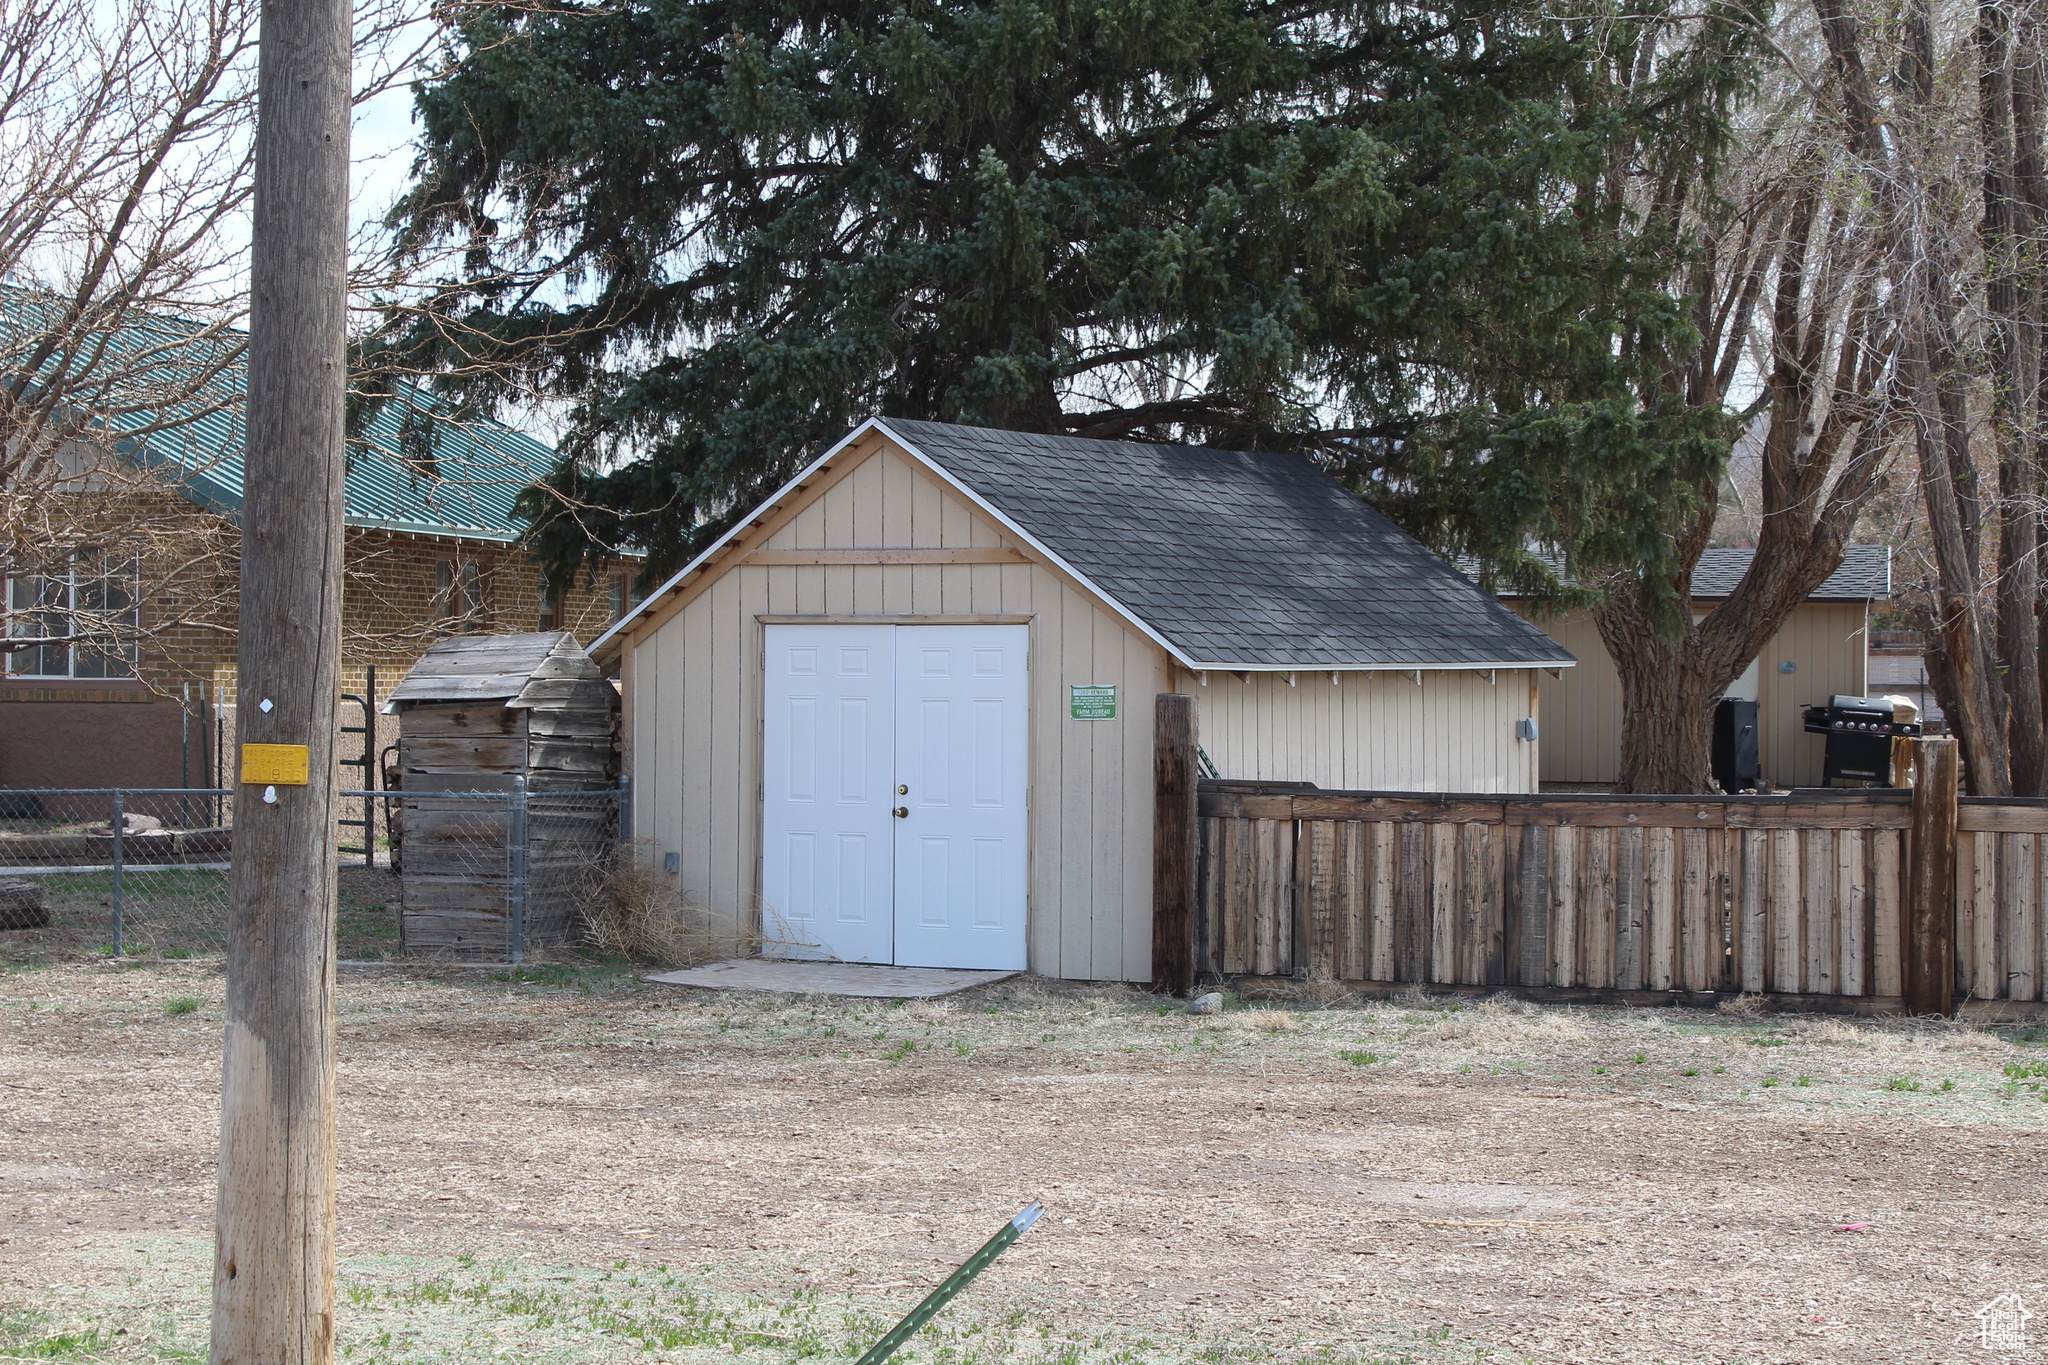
[[0, 782, 625, 963]]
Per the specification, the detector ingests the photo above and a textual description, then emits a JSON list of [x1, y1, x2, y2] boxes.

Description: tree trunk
[[1597, 591, 1728, 794], [210, 0, 351, 1354], [1609, 643, 1721, 793], [1908, 333, 2013, 795], [1982, 0, 2046, 794], [1821, 0, 2014, 796], [2015, 12, 2048, 793]]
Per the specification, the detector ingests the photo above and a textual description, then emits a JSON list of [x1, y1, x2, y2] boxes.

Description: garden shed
[[590, 418, 1576, 983], [1497, 547, 1893, 789], [384, 631, 620, 954]]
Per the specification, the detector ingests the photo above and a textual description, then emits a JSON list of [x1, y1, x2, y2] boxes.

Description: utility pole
[[210, 0, 351, 1353]]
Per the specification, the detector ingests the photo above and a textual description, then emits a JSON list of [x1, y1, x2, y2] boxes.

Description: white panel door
[[891, 625, 1030, 970], [761, 624, 895, 963]]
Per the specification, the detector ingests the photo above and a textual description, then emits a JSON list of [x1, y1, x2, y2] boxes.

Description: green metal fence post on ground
[[337, 690, 377, 866], [854, 1203, 1044, 1365], [180, 682, 192, 830], [110, 789, 124, 956], [508, 777, 529, 964]]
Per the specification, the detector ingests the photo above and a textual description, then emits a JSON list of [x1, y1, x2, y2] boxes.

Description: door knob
[[894, 806, 909, 818], [898, 784, 908, 795]]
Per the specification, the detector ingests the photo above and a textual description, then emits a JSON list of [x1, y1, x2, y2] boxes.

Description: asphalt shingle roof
[[1688, 546, 1892, 600], [879, 419, 1576, 670]]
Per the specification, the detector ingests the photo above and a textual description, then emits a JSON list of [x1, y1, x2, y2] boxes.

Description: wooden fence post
[[1152, 693, 1199, 996], [1905, 737, 1959, 1016]]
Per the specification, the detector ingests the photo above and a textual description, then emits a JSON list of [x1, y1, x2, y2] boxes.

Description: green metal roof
[[6, 289, 559, 543]]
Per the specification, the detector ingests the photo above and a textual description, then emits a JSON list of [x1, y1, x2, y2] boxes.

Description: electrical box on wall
[[1516, 717, 1539, 742]]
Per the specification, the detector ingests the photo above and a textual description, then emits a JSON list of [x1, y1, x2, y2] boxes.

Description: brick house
[[2, 321, 640, 790]]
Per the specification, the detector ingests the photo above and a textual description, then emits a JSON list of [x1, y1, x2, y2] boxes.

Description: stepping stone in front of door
[[643, 959, 1021, 999]]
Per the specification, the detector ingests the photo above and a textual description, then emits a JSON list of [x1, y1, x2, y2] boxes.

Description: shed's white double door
[[761, 623, 1028, 970]]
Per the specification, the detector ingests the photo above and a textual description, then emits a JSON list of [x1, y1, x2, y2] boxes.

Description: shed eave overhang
[[587, 416, 1583, 674], [588, 414, 1208, 668], [588, 419, 891, 664], [1177, 658, 1576, 672]]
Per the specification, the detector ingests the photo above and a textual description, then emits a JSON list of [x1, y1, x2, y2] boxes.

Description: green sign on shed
[[1069, 684, 1117, 720]]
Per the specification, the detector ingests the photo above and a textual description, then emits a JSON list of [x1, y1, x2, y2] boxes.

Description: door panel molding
[[891, 624, 1030, 970], [761, 623, 895, 963], [760, 621, 1029, 971]]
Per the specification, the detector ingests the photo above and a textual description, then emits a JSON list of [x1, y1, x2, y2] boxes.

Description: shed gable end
[[760, 442, 1019, 553]]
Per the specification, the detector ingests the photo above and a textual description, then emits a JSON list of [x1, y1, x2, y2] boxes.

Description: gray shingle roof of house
[[1689, 545, 1892, 600], [1481, 544, 1893, 603], [880, 419, 1576, 670]]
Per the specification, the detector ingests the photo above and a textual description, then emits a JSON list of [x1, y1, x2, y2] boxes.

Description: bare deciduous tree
[[0, 0, 257, 676], [1813, 0, 2048, 796], [0, 0, 552, 687], [1550, 5, 1907, 793]]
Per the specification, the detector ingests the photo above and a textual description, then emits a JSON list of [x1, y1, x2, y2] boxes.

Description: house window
[[539, 578, 561, 632], [5, 553, 140, 678], [435, 560, 484, 633], [609, 573, 627, 620]]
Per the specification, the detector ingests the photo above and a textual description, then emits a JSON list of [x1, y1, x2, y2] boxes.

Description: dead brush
[[1294, 974, 1360, 1008], [580, 856, 754, 967], [1233, 1008, 1297, 1033], [1798, 1017, 1872, 1047], [1434, 998, 1591, 1049], [1235, 976, 1356, 1009]]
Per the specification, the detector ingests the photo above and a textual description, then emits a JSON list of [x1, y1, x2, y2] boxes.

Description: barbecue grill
[[1801, 694, 1922, 786]]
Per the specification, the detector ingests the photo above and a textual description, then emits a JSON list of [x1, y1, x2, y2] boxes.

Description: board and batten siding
[[1510, 600, 1869, 789], [1174, 667, 1540, 793], [1756, 601, 1869, 789], [622, 440, 1166, 983], [1506, 609, 1614, 786]]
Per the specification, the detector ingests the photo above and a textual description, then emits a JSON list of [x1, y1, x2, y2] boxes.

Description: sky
[[352, 82, 421, 242]]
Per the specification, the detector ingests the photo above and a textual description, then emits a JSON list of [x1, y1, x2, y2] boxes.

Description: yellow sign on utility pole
[[240, 743, 311, 786]]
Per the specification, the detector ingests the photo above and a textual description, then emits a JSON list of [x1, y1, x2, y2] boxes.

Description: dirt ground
[[2, 955, 2046, 1365]]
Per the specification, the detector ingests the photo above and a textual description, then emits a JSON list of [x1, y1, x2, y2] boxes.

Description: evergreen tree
[[385, 0, 1753, 609]]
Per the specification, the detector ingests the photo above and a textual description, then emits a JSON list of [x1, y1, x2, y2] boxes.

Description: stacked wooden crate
[[385, 632, 619, 955]]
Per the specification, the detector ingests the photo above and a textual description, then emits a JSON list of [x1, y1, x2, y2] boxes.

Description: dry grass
[[1927, 1022, 2009, 1051], [579, 857, 751, 968], [6, 961, 2048, 1365], [1432, 996, 1593, 1049], [1800, 1017, 1871, 1047], [1233, 1008, 1297, 1032]]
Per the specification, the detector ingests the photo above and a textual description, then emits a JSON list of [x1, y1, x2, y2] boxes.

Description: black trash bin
[[1712, 697, 1761, 794]]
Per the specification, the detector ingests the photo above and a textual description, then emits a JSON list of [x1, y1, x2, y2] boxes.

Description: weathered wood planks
[[1907, 740, 1960, 1015], [1186, 755, 2006, 1007], [1150, 693, 1199, 996]]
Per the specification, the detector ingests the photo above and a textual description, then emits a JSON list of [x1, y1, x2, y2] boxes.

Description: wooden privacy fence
[[1149, 695, 2018, 1013]]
